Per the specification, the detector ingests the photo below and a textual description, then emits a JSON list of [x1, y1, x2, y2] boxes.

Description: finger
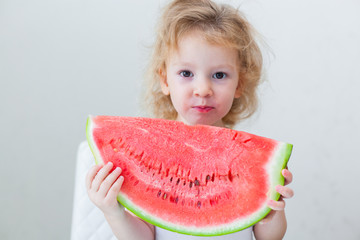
[[258, 210, 275, 224], [105, 176, 124, 201], [98, 167, 122, 197], [267, 199, 285, 211], [91, 162, 114, 191], [276, 185, 294, 199], [85, 164, 103, 190], [282, 169, 293, 185]]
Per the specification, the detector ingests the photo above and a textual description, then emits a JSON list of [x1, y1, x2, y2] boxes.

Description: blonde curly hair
[[142, 0, 264, 128]]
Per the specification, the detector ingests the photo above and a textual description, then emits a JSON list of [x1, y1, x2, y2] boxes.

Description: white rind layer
[[86, 116, 104, 165]]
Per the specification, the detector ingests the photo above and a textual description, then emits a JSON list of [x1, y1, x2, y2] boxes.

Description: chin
[[176, 112, 225, 127], [188, 118, 224, 127]]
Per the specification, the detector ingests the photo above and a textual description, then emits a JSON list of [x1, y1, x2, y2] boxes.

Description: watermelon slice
[[86, 115, 292, 236]]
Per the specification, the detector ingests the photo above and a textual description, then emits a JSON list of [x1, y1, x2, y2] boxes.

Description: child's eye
[[180, 71, 193, 78], [213, 72, 227, 79]]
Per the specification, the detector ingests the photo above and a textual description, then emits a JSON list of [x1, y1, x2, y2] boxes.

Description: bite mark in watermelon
[[86, 115, 292, 236]]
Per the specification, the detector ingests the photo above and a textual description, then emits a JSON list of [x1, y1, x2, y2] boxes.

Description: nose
[[193, 76, 213, 97]]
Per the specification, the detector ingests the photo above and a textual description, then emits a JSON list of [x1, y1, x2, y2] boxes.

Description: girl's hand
[[254, 169, 293, 238], [267, 168, 294, 210], [259, 168, 294, 224], [86, 161, 125, 218]]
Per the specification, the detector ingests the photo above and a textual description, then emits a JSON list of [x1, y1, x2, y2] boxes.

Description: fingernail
[[267, 200, 275, 206]]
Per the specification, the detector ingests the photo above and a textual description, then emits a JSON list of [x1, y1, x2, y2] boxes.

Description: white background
[[1, 0, 359, 239]]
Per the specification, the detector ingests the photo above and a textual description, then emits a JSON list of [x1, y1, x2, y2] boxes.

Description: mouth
[[192, 106, 215, 113]]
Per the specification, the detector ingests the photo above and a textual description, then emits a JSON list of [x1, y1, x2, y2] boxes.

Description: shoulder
[[77, 140, 90, 154], [76, 141, 95, 166]]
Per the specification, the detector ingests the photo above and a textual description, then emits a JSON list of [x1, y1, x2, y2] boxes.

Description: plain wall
[[1, 0, 359, 239]]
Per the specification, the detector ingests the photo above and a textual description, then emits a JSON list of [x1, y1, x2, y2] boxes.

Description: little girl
[[85, 0, 294, 239]]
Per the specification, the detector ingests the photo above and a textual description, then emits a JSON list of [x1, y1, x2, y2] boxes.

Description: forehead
[[173, 27, 238, 49], [168, 31, 239, 66]]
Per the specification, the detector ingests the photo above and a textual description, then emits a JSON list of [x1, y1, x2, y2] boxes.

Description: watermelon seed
[[189, 181, 193, 188], [135, 152, 143, 162], [170, 177, 173, 182], [211, 173, 215, 182], [138, 151, 144, 161], [183, 181, 186, 186], [163, 193, 167, 200], [157, 190, 161, 197], [228, 170, 233, 182], [232, 132, 238, 140], [129, 148, 134, 156], [158, 163, 162, 174], [194, 179, 200, 186], [113, 148, 118, 152], [206, 175, 211, 184], [176, 178, 181, 185], [175, 197, 179, 203], [197, 201, 201, 208]]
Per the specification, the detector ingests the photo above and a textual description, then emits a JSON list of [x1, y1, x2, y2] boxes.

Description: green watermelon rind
[[86, 116, 293, 236]]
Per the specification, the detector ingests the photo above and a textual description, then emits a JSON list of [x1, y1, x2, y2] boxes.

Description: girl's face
[[160, 31, 242, 127]]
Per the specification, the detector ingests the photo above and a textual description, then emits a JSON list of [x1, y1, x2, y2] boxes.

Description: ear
[[159, 69, 170, 95]]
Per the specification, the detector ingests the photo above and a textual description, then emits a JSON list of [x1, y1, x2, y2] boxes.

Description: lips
[[192, 106, 214, 113]]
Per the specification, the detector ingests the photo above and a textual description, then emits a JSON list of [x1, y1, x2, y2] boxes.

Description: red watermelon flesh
[[86, 116, 292, 236]]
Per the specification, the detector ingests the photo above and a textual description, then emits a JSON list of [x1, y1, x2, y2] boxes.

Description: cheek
[[223, 96, 235, 111], [218, 88, 237, 110], [168, 88, 184, 108], [169, 80, 190, 97], [220, 85, 237, 101]]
